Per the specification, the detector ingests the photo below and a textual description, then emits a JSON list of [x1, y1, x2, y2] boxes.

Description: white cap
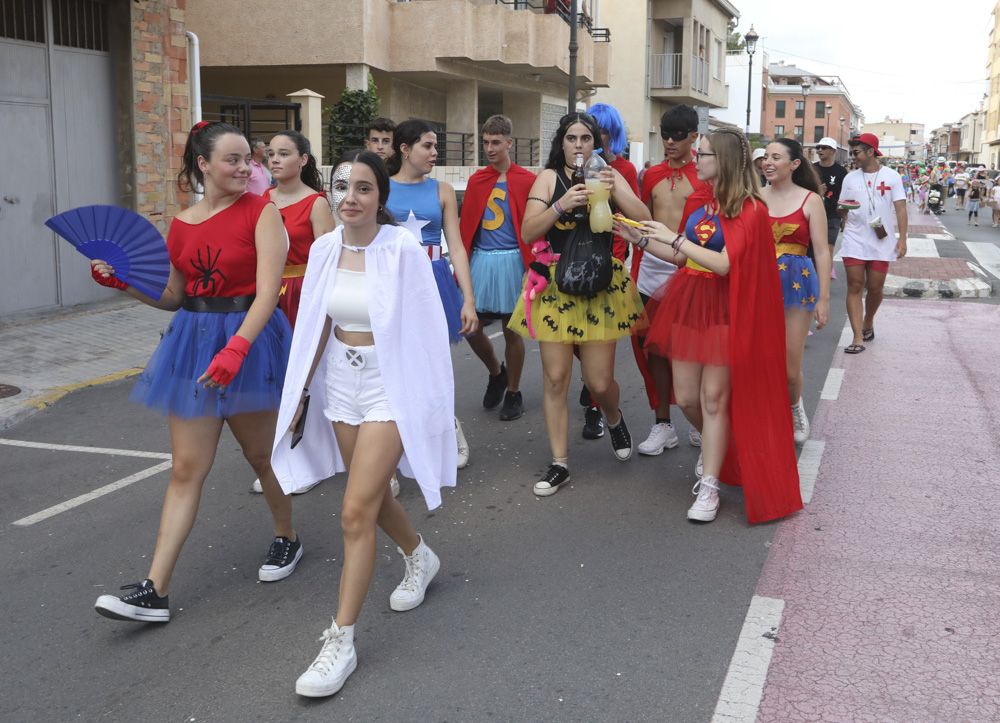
[[751, 148, 766, 161], [816, 137, 839, 150]]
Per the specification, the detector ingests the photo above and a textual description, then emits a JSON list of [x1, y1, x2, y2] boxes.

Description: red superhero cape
[[629, 159, 705, 411], [460, 163, 537, 269], [678, 186, 802, 524], [610, 156, 639, 262]]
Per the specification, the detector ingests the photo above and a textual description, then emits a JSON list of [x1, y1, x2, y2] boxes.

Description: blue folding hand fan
[[45, 205, 170, 300]]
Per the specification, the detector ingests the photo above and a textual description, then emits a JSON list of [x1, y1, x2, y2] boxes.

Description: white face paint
[[330, 163, 352, 214]]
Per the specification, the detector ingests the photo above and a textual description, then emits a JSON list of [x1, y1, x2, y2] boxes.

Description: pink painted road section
[[755, 299, 1000, 722]]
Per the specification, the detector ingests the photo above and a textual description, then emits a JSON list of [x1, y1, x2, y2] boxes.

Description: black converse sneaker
[[582, 405, 605, 439], [607, 410, 633, 461], [258, 535, 303, 582], [498, 390, 524, 421], [483, 363, 508, 409], [95, 579, 170, 622], [533, 464, 570, 497]]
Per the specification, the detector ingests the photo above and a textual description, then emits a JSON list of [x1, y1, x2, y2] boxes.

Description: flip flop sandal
[[844, 343, 866, 354], [861, 328, 875, 342]]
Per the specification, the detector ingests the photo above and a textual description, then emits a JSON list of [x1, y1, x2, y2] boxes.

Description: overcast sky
[[729, 0, 994, 131]]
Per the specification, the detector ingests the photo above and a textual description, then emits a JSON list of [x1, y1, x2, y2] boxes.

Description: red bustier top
[[263, 190, 327, 265]]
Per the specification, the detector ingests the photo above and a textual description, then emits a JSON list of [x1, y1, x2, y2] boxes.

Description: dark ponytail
[[177, 121, 244, 193], [271, 129, 324, 192], [336, 149, 396, 226], [387, 118, 437, 176], [774, 138, 821, 194]]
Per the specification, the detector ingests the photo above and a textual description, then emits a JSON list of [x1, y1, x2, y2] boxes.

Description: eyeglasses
[[695, 151, 716, 160], [661, 129, 693, 142]]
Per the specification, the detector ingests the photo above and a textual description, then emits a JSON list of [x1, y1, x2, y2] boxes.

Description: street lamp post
[[744, 25, 759, 134], [839, 116, 845, 163], [825, 103, 832, 136], [567, 0, 578, 112], [800, 77, 812, 145]]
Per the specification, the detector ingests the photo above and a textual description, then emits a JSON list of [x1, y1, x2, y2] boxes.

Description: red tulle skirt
[[278, 275, 305, 328], [644, 268, 730, 366]]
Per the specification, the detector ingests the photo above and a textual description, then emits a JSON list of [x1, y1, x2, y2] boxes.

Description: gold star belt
[[775, 243, 807, 258], [282, 264, 308, 278]]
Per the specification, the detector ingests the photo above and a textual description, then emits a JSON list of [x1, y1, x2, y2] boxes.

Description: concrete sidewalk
[[753, 299, 1000, 721], [0, 300, 166, 430]]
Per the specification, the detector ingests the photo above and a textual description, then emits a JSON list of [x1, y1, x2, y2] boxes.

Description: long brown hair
[[707, 128, 763, 218]]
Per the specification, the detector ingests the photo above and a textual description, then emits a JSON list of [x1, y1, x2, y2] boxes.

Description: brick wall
[[131, 0, 189, 233]]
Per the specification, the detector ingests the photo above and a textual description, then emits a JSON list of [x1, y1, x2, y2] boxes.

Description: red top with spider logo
[[168, 193, 273, 297]]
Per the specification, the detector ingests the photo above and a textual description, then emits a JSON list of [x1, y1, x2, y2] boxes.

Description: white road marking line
[[0, 438, 171, 460], [968, 261, 989, 278], [12, 460, 173, 527], [712, 595, 786, 723], [905, 237, 939, 258], [964, 242, 1000, 280], [797, 439, 825, 505], [488, 330, 504, 340], [820, 368, 845, 401], [838, 321, 853, 348]]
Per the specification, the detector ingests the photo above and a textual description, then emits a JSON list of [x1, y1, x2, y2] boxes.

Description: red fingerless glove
[[91, 264, 129, 291], [203, 335, 251, 386]]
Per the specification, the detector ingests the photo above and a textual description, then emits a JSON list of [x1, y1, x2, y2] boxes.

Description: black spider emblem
[[191, 246, 227, 294]]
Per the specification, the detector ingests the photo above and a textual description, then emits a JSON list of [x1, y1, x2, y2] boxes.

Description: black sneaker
[[582, 405, 605, 439], [95, 579, 170, 623], [578, 385, 592, 408], [607, 410, 633, 461], [258, 535, 304, 582], [533, 464, 570, 497], [498, 390, 524, 421], [483, 363, 508, 409]]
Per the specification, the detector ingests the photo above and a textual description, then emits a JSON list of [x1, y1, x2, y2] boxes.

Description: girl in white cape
[[271, 150, 456, 698]]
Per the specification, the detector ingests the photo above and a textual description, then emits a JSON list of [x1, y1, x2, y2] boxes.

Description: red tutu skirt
[[644, 268, 730, 366], [278, 275, 305, 328]]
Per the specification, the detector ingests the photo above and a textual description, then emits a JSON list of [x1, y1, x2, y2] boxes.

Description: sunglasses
[[661, 129, 694, 142], [849, 148, 870, 156], [816, 146, 833, 151]]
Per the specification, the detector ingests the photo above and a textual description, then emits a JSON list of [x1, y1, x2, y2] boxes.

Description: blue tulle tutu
[[431, 258, 465, 343], [778, 254, 819, 310], [470, 248, 525, 317], [130, 308, 291, 418]]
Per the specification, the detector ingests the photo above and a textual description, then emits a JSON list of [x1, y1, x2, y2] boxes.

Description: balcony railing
[[512, 136, 540, 167], [650, 53, 682, 89], [691, 55, 709, 95], [493, 0, 611, 42]]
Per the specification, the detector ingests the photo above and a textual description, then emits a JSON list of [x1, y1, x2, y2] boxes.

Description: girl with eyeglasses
[[511, 112, 650, 497], [614, 130, 801, 524]]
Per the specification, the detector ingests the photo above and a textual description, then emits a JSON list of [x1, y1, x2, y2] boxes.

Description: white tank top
[[326, 268, 372, 333]]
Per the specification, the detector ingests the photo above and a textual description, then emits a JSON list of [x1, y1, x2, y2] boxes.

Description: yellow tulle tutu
[[508, 259, 646, 343]]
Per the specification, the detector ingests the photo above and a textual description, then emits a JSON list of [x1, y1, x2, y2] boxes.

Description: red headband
[[191, 120, 212, 135]]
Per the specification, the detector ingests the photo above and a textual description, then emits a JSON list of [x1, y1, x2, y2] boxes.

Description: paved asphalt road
[[0, 283, 847, 721]]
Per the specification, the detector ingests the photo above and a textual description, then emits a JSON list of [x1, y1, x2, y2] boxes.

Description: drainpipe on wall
[[185, 31, 203, 201]]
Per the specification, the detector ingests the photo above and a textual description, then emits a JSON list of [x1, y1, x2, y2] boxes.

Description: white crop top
[[326, 268, 372, 333]]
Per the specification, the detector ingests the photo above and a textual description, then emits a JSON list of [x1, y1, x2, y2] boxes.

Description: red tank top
[[168, 193, 272, 297], [769, 192, 813, 248], [263, 190, 327, 265]]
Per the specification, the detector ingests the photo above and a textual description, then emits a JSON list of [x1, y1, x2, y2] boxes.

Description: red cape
[[610, 156, 639, 262], [460, 163, 537, 268], [678, 186, 802, 524]]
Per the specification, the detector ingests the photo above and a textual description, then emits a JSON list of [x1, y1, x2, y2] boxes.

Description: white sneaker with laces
[[295, 619, 357, 697], [455, 417, 470, 469], [251, 478, 263, 494], [390, 475, 400, 498], [252, 477, 321, 495], [689, 428, 702, 447], [390, 534, 440, 612], [687, 475, 720, 522], [637, 422, 679, 456], [791, 398, 810, 444], [695, 452, 704, 479]]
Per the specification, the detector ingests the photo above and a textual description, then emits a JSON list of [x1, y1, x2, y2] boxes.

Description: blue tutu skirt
[[130, 308, 291, 418], [470, 248, 525, 317], [778, 254, 819, 311], [431, 258, 465, 343]]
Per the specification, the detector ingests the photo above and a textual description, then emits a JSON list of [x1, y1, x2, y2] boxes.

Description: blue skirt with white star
[[778, 254, 819, 311]]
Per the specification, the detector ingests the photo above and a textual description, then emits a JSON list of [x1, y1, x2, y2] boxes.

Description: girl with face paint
[[271, 150, 456, 699]]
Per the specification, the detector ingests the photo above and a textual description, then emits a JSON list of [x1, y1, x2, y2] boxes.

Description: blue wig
[[589, 103, 627, 156]]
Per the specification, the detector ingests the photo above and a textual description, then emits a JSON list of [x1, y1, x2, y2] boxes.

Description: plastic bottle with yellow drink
[[584, 149, 613, 233]]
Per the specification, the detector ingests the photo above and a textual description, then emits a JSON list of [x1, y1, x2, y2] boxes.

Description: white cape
[[271, 224, 456, 509]]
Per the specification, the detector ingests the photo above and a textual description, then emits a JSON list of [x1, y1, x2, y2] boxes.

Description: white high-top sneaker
[[637, 422, 679, 456], [695, 452, 704, 479], [295, 619, 358, 697], [455, 418, 470, 469], [687, 475, 721, 522], [389, 534, 440, 612], [792, 398, 810, 444]]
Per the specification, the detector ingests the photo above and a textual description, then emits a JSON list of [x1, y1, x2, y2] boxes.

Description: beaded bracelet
[[671, 234, 685, 253], [553, 199, 566, 216]]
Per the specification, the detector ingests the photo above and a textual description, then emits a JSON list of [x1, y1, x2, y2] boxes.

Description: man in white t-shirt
[[953, 170, 969, 209], [991, 180, 1000, 227], [838, 133, 907, 354]]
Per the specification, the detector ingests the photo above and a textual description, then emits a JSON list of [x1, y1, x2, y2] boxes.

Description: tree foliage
[[327, 74, 380, 161], [726, 19, 745, 52]]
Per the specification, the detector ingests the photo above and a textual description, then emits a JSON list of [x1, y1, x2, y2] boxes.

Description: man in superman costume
[[460, 115, 537, 421]]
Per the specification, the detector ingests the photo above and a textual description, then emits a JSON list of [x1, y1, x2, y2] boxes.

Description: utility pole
[[567, 0, 578, 112]]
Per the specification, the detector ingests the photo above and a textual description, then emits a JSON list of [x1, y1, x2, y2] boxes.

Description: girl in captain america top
[[89, 122, 301, 624], [760, 138, 830, 447], [386, 119, 478, 470]]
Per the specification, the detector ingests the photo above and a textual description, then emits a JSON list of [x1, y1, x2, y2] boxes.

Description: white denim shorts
[[323, 337, 395, 425]]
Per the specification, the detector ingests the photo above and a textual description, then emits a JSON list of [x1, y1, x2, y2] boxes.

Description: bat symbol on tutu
[[541, 294, 558, 304], [586, 312, 601, 325], [617, 321, 631, 331], [542, 315, 559, 332], [567, 325, 585, 338], [603, 304, 615, 317], [557, 301, 576, 313]]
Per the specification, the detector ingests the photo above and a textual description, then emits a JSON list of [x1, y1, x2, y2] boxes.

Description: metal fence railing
[[650, 53, 682, 89], [201, 95, 301, 143], [512, 137, 540, 167], [492, 0, 610, 41], [691, 55, 709, 95]]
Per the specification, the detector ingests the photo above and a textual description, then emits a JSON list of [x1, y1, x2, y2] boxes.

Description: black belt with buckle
[[182, 294, 256, 313]]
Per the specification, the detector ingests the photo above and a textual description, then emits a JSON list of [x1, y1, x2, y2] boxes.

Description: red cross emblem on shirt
[[876, 181, 891, 197]]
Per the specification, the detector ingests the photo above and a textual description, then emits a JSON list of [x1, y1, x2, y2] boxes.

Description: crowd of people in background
[[85, 101, 931, 700]]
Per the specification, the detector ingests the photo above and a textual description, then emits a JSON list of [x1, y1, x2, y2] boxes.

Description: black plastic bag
[[555, 224, 613, 298]]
